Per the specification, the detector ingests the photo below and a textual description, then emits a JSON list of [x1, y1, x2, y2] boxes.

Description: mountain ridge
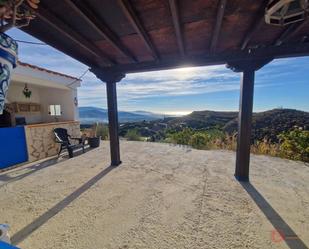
[[79, 106, 164, 123]]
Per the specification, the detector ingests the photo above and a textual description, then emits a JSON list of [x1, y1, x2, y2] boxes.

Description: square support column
[[91, 68, 125, 166], [235, 69, 255, 181], [227, 58, 272, 181], [106, 82, 121, 166]]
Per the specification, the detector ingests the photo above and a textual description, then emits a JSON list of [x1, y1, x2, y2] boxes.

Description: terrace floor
[[0, 141, 308, 249]]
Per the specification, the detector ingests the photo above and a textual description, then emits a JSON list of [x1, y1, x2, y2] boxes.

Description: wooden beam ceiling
[[168, 0, 185, 56], [64, 0, 138, 63], [33, 7, 114, 66], [96, 42, 309, 73], [210, 0, 227, 53], [117, 0, 159, 60], [240, 0, 269, 50]]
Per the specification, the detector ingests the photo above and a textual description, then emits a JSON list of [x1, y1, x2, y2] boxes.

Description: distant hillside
[[224, 109, 309, 142], [167, 110, 238, 129], [79, 107, 164, 124], [119, 108, 309, 142]]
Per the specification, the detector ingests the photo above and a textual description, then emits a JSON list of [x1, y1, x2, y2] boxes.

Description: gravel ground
[[0, 141, 308, 249]]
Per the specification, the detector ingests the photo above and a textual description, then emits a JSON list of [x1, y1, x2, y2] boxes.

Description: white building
[[7, 61, 80, 124], [0, 62, 82, 169]]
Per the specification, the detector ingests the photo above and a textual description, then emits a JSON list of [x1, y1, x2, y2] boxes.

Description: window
[[49, 105, 62, 116]]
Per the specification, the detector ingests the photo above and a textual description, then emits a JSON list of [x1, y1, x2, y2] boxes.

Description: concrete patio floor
[[0, 141, 308, 249]]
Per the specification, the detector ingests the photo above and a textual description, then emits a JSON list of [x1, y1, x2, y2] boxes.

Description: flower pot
[[0, 33, 18, 115], [88, 137, 101, 148]]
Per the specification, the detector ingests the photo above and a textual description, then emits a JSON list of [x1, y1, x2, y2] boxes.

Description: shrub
[[168, 128, 193, 145], [221, 133, 237, 151], [278, 129, 309, 162], [251, 139, 280, 157], [189, 132, 211, 149], [157, 127, 309, 163], [96, 123, 109, 140], [125, 129, 142, 141]]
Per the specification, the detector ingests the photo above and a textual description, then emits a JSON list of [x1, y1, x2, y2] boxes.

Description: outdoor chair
[[53, 128, 86, 158]]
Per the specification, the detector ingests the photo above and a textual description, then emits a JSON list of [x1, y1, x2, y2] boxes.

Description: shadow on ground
[[0, 147, 93, 187], [11, 165, 115, 245], [241, 182, 308, 249]]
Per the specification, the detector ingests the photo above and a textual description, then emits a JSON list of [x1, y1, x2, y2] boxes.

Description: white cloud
[[76, 65, 243, 108]]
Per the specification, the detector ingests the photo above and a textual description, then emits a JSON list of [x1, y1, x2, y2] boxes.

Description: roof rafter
[[210, 0, 227, 53], [168, 0, 185, 56], [33, 6, 114, 66], [118, 0, 160, 60], [64, 0, 138, 63], [240, 0, 269, 50], [274, 20, 308, 46]]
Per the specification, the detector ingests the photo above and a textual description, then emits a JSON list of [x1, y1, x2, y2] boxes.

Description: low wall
[[24, 121, 80, 162], [0, 127, 28, 169]]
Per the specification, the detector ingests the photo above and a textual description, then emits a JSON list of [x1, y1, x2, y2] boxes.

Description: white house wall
[[6, 83, 79, 124], [6, 83, 43, 124], [40, 87, 78, 123]]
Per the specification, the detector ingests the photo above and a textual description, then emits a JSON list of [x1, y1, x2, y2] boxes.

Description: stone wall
[[24, 121, 80, 162]]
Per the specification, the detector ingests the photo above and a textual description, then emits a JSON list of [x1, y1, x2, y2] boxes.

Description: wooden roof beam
[[100, 42, 309, 73], [274, 20, 308, 46], [33, 7, 114, 66], [64, 0, 138, 63], [240, 18, 264, 50], [240, 0, 269, 50], [118, 0, 159, 61], [168, 0, 185, 57], [210, 0, 227, 53]]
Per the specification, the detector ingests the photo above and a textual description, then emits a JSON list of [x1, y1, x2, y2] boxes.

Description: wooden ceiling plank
[[210, 0, 227, 53], [240, 0, 269, 50], [168, 0, 185, 56], [118, 0, 159, 60], [64, 0, 138, 63], [34, 7, 114, 66]]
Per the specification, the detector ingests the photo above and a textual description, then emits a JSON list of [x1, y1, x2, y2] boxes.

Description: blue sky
[[7, 28, 309, 115]]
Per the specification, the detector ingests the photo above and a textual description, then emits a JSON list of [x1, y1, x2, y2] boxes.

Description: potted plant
[[0, 0, 39, 114], [88, 122, 101, 148]]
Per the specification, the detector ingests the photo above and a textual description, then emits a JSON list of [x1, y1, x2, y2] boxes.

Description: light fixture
[[265, 0, 309, 26]]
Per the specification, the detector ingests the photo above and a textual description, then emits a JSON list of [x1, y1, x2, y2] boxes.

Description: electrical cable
[[15, 39, 47, 45], [66, 68, 90, 87]]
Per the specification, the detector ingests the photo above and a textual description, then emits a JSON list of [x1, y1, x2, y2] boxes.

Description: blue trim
[[0, 241, 20, 249], [0, 47, 17, 68], [0, 127, 28, 169], [235, 174, 249, 182], [0, 33, 18, 54]]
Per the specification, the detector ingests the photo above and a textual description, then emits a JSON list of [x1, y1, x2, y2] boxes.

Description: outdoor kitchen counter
[[26, 120, 79, 128], [24, 121, 80, 162]]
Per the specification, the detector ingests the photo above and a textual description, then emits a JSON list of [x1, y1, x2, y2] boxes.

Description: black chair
[[53, 128, 86, 158]]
